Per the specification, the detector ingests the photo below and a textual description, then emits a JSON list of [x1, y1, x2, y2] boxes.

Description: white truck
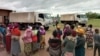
[[60, 13, 88, 26], [9, 12, 53, 30]]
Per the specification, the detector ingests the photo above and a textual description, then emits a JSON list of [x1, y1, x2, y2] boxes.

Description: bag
[[32, 35, 37, 42]]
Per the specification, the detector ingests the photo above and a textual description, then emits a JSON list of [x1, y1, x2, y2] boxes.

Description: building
[[0, 9, 12, 25]]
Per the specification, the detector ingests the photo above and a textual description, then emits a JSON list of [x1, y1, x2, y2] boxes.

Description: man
[[94, 29, 100, 56]]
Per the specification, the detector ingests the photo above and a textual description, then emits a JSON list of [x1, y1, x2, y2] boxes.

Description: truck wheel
[[79, 23, 86, 27], [81, 24, 86, 27]]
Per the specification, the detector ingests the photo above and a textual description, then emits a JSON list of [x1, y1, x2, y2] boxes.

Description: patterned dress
[[22, 28, 33, 55]]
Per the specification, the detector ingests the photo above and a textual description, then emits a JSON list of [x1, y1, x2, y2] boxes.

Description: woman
[[75, 28, 85, 56], [53, 25, 62, 40], [48, 33, 62, 56], [22, 26, 33, 56], [39, 26, 46, 49], [5, 27, 11, 53], [11, 24, 21, 56], [62, 30, 76, 56], [63, 24, 71, 39], [32, 27, 40, 52]]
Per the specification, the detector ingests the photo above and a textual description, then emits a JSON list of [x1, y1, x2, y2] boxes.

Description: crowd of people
[[47, 24, 100, 56], [0, 23, 46, 56], [0, 23, 100, 56]]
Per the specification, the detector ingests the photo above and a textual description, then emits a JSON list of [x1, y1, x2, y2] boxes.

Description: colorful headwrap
[[75, 28, 85, 35]]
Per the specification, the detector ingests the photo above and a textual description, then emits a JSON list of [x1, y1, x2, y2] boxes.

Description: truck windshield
[[44, 14, 51, 19], [77, 15, 87, 18]]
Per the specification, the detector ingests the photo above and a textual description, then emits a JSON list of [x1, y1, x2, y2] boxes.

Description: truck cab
[[35, 13, 53, 30], [60, 13, 88, 26], [76, 14, 88, 26]]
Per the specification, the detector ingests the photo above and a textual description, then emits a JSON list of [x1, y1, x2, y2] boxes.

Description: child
[[93, 29, 100, 56], [39, 26, 46, 49]]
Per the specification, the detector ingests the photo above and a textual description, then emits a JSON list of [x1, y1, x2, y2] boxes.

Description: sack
[[32, 35, 37, 42]]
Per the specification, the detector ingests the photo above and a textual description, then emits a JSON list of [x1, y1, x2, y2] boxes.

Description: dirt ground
[[0, 25, 99, 56]]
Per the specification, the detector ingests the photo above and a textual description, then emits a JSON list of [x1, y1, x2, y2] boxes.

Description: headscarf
[[13, 23, 19, 28], [24, 26, 33, 37], [40, 26, 44, 29], [57, 25, 60, 29], [65, 24, 70, 28], [39, 26, 46, 35], [8, 24, 13, 29], [11, 27, 21, 36], [75, 28, 85, 35], [63, 24, 71, 35], [71, 30, 77, 37]]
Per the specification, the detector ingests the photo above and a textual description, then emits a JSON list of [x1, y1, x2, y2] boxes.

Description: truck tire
[[79, 23, 86, 27]]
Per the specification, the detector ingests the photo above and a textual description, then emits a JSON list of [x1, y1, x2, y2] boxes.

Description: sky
[[0, 0, 100, 15]]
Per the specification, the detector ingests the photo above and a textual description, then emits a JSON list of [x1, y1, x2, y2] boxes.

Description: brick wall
[[0, 9, 12, 23]]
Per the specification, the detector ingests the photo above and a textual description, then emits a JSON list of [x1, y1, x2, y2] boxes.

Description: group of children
[[47, 24, 100, 56]]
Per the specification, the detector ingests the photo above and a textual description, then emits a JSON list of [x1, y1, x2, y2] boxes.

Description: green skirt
[[24, 43, 32, 54]]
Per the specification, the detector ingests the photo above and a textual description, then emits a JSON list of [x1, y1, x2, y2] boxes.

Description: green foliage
[[86, 12, 100, 19], [88, 19, 100, 27]]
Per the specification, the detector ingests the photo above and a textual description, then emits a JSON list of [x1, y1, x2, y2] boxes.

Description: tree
[[86, 12, 100, 19]]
